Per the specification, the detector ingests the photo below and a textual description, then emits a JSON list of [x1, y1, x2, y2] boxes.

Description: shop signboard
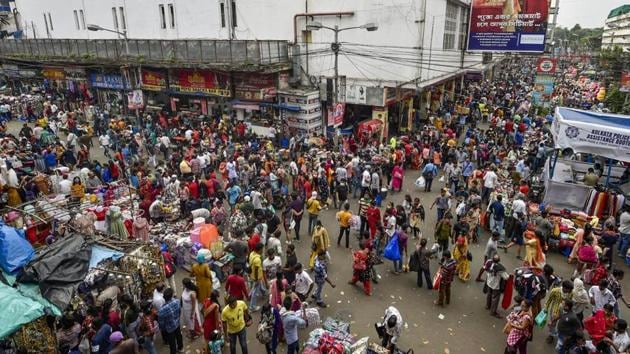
[[170, 69, 231, 97], [345, 83, 367, 105], [536, 57, 557, 74], [1, 64, 19, 78], [233, 73, 276, 101], [327, 102, 345, 127], [467, 0, 549, 52], [42, 68, 65, 80], [65, 68, 87, 81], [621, 71, 630, 93], [89, 73, 129, 90], [18, 68, 39, 79], [141, 69, 167, 91], [127, 90, 144, 109]]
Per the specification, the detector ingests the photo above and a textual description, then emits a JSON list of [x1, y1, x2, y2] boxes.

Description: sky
[[556, 0, 627, 28]]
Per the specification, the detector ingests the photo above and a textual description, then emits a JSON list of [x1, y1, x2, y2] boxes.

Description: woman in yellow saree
[[453, 235, 471, 281]]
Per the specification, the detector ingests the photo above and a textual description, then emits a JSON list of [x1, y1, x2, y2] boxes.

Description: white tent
[[551, 107, 630, 163]]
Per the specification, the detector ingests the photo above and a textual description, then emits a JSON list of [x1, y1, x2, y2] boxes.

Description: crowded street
[[1, 0, 630, 353]]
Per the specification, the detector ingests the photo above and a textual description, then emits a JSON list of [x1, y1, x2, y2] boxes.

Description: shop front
[[88, 71, 131, 115], [139, 68, 169, 113], [168, 69, 231, 117], [232, 72, 278, 134], [382, 87, 416, 137]]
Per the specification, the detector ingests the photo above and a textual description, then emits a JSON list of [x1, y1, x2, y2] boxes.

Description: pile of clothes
[[303, 318, 358, 354]]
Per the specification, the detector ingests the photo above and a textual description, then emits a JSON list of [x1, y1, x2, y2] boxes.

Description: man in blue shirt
[[91, 319, 112, 354], [158, 288, 183, 354], [488, 195, 506, 242], [421, 161, 438, 192], [312, 251, 335, 307], [281, 296, 307, 354]]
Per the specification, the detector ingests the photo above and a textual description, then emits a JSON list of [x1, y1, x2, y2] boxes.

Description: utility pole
[[549, 0, 560, 49], [333, 25, 339, 104]]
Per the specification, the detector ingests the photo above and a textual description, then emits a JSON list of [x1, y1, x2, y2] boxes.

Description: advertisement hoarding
[[467, 0, 550, 52]]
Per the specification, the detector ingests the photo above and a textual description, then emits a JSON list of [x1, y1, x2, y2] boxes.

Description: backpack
[[164, 260, 176, 278], [256, 321, 272, 344]]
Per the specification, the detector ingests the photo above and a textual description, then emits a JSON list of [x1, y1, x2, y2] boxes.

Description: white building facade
[[601, 5, 630, 51], [9, 0, 497, 133]]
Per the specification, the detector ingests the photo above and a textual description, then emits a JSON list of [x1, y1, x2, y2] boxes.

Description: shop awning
[[551, 107, 630, 162]]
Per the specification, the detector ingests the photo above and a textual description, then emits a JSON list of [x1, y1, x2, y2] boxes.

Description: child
[[208, 329, 224, 354]]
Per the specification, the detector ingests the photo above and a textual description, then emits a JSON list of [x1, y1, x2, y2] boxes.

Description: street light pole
[[333, 25, 339, 104]]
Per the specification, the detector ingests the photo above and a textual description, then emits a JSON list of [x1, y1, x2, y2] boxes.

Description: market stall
[[544, 107, 630, 212]]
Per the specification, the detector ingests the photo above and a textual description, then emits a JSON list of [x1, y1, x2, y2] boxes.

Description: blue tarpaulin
[[0, 222, 35, 274], [89, 245, 123, 269]]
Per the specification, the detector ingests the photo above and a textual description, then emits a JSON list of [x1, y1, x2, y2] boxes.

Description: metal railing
[[0, 38, 289, 67]]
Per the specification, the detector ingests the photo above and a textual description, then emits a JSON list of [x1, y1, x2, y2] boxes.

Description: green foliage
[[604, 86, 630, 114], [553, 26, 603, 52]]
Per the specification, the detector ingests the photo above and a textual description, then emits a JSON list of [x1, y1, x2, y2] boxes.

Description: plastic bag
[[415, 176, 426, 188], [383, 235, 401, 261], [534, 309, 547, 327], [439, 175, 445, 182], [432, 272, 442, 290]]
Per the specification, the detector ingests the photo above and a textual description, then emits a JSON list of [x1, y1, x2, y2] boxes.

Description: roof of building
[[608, 4, 630, 19]]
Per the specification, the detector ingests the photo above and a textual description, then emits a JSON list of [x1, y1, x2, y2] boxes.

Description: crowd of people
[[0, 54, 629, 354]]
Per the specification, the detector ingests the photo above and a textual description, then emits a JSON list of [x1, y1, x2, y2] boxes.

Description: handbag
[[383, 234, 401, 261], [244, 312, 253, 327], [534, 310, 547, 327], [374, 322, 386, 338]]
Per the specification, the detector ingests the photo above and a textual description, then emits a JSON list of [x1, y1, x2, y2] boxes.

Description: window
[[119, 7, 126, 30], [220, 3, 226, 27], [43, 13, 49, 34], [168, 4, 175, 28], [459, 7, 469, 50], [112, 7, 119, 30], [79, 9, 85, 30], [47, 13, 53, 31], [443, 2, 458, 50], [231, 1, 237, 27], [302, 30, 312, 44], [159, 5, 166, 29], [73, 10, 80, 30]]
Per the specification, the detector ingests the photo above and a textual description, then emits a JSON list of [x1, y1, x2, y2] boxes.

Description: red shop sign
[[141, 69, 167, 91], [170, 69, 231, 97]]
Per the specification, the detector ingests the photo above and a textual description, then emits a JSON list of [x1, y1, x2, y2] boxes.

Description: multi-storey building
[[602, 4, 630, 51], [1, 0, 500, 135]]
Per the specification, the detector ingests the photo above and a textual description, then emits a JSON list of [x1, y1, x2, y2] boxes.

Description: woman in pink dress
[[391, 163, 404, 192], [269, 272, 289, 308]]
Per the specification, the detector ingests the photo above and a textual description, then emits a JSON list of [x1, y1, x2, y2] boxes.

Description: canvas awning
[[551, 107, 630, 163]]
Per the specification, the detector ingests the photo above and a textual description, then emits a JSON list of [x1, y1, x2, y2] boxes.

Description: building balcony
[[0, 38, 290, 71]]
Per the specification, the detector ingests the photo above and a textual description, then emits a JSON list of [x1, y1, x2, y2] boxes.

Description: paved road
[[7, 121, 629, 354]]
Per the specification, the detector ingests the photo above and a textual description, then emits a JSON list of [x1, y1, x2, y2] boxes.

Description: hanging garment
[[133, 217, 149, 242], [107, 206, 129, 240]]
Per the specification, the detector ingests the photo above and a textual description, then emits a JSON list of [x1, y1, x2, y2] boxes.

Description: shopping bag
[[383, 235, 401, 261], [432, 271, 442, 290], [534, 310, 547, 327], [439, 175, 445, 182], [415, 176, 426, 189]]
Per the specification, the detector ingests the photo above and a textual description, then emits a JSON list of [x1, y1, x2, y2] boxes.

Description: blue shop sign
[[89, 73, 129, 90]]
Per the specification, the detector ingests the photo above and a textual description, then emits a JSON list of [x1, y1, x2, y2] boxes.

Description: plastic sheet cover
[[0, 222, 35, 274], [0, 282, 46, 339], [18, 234, 92, 310]]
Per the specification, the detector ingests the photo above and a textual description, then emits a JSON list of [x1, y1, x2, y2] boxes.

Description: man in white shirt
[[589, 280, 617, 312], [294, 263, 314, 301], [511, 194, 527, 219], [152, 284, 166, 310], [370, 170, 380, 197], [226, 160, 238, 183], [482, 166, 498, 204], [335, 165, 347, 183], [380, 306, 403, 351], [611, 319, 630, 353], [361, 167, 371, 198], [58, 175, 72, 194]]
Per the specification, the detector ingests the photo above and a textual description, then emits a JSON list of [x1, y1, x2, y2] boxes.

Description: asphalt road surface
[[7, 121, 629, 354]]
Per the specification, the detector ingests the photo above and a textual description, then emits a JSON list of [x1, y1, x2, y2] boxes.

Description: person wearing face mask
[[483, 254, 509, 318]]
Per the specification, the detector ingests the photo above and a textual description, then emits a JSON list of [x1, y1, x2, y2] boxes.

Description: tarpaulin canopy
[[552, 107, 630, 162], [18, 234, 92, 310], [89, 245, 123, 269], [0, 282, 48, 339], [0, 222, 35, 274]]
